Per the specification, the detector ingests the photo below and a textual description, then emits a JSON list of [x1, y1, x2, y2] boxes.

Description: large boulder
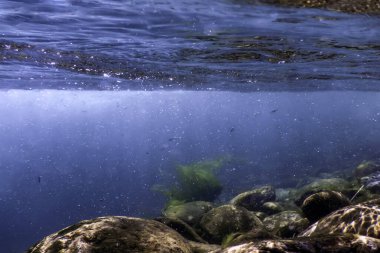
[[27, 216, 192, 253], [301, 191, 350, 223], [163, 201, 214, 226], [301, 199, 380, 238], [230, 185, 276, 211], [263, 211, 309, 238], [211, 234, 380, 253], [200, 205, 263, 243]]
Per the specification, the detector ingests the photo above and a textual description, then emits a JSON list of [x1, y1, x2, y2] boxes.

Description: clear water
[[0, 0, 379, 252]]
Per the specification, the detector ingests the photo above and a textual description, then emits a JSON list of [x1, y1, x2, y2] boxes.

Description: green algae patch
[[154, 158, 226, 205]]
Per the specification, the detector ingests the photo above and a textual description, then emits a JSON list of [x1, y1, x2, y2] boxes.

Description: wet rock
[[258, 0, 380, 14], [361, 172, 380, 194], [211, 234, 380, 253], [222, 229, 277, 248], [230, 185, 276, 211], [27, 216, 192, 253], [155, 216, 207, 243], [188, 241, 221, 253], [263, 211, 309, 238], [354, 160, 380, 179], [301, 199, 380, 238], [261, 201, 283, 215], [253, 211, 267, 220], [292, 177, 351, 206], [163, 201, 214, 226], [301, 190, 350, 223], [199, 205, 263, 243]]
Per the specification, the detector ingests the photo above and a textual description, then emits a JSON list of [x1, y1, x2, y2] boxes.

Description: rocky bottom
[[28, 160, 380, 252]]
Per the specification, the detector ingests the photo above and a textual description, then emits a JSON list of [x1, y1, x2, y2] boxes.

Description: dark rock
[[163, 201, 214, 226], [211, 234, 380, 253], [263, 211, 309, 238], [301, 199, 380, 238], [27, 216, 192, 253], [230, 185, 276, 211], [291, 178, 351, 206], [199, 205, 263, 243], [155, 216, 207, 243], [301, 191, 350, 223]]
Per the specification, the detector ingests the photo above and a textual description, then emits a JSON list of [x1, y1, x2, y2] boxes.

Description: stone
[[155, 216, 207, 243], [301, 199, 380, 238], [261, 202, 283, 215], [301, 191, 350, 223], [211, 234, 380, 253], [230, 185, 276, 211], [199, 205, 263, 243], [27, 216, 192, 253], [188, 241, 221, 253], [354, 160, 380, 179], [291, 178, 351, 206], [163, 201, 214, 226], [362, 173, 380, 194], [263, 211, 309, 238], [221, 228, 277, 248]]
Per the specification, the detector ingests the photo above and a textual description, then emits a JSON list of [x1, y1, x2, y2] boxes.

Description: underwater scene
[[1, 0, 380, 252]]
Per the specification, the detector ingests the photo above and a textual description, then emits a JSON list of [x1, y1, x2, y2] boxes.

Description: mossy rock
[[263, 211, 309, 238], [163, 201, 214, 226], [27, 216, 192, 253], [230, 185, 276, 211], [200, 205, 263, 244], [221, 229, 277, 248], [354, 160, 380, 179], [261, 202, 283, 215]]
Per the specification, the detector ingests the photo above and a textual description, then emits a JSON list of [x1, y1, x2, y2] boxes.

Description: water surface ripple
[[0, 0, 379, 90]]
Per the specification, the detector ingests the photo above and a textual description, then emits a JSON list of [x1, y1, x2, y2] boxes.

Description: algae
[[154, 158, 226, 204]]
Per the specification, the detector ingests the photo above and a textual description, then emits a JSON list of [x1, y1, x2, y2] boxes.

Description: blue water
[[0, 0, 380, 252]]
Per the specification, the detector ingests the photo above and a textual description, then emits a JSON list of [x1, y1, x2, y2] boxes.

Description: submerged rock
[[263, 211, 309, 238], [230, 185, 276, 211], [301, 190, 350, 223], [261, 201, 283, 215], [221, 229, 277, 248], [361, 172, 380, 194], [257, 0, 380, 14], [27, 216, 192, 253], [354, 160, 380, 179], [188, 241, 221, 253], [211, 234, 380, 253], [301, 199, 380, 238], [292, 177, 351, 206], [163, 201, 214, 226], [155, 216, 207, 243], [200, 205, 263, 243]]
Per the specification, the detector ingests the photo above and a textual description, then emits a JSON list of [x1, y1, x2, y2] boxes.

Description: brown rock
[[27, 216, 192, 253]]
